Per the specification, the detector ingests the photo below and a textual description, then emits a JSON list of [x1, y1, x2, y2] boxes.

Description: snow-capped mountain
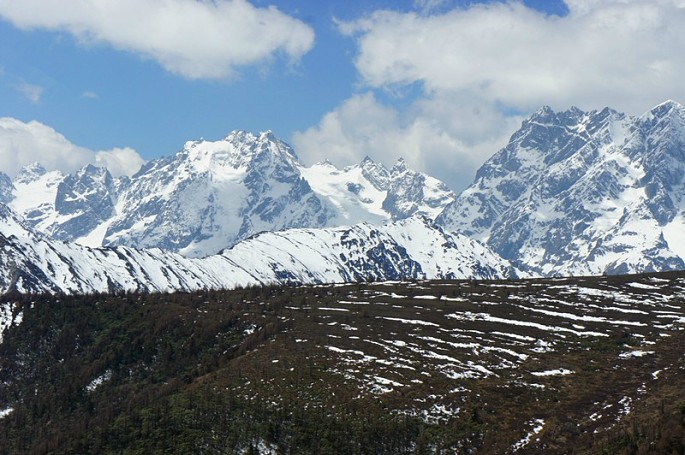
[[437, 100, 685, 276], [5, 131, 454, 257], [101, 131, 333, 257], [0, 206, 511, 295], [10, 163, 65, 233], [0, 172, 12, 204]]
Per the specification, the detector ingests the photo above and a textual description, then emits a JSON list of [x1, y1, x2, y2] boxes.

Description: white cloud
[[341, 0, 685, 114], [0, 0, 315, 80], [80, 91, 99, 99], [292, 93, 521, 191], [0, 117, 145, 177], [16, 82, 44, 103], [94, 148, 145, 177]]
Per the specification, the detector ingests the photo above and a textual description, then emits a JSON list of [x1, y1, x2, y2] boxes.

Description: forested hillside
[[0, 273, 684, 453]]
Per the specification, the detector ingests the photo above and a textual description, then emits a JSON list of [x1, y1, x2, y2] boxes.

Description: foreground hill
[[0, 272, 683, 453]]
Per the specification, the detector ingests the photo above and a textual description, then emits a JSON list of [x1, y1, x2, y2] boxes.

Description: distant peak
[[526, 105, 558, 124], [360, 156, 385, 172], [597, 106, 618, 116], [225, 130, 257, 142], [224, 129, 284, 146], [16, 162, 47, 181], [638, 100, 685, 127], [23, 161, 46, 173], [651, 99, 685, 115], [259, 130, 275, 140], [392, 157, 408, 173], [315, 158, 335, 167], [535, 105, 555, 116]]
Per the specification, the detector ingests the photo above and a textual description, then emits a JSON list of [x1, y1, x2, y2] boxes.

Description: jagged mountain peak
[[98, 130, 326, 257], [223, 129, 280, 146], [639, 100, 685, 134], [525, 104, 604, 129], [15, 162, 49, 183], [0, 172, 14, 204], [391, 157, 409, 174], [530, 104, 555, 121], [180, 129, 299, 173], [72, 163, 111, 179], [437, 99, 685, 276], [0, 203, 36, 239], [357, 156, 391, 191], [650, 99, 685, 115], [315, 158, 336, 168], [631, 100, 685, 165]]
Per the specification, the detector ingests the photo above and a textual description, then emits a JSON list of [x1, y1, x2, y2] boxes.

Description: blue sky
[[0, 0, 684, 190]]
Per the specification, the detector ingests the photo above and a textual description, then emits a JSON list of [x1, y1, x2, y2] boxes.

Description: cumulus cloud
[[0, 117, 145, 177], [303, 0, 685, 190], [292, 93, 521, 191], [94, 148, 145, 177], [341, 0, 685, 114], [0, 0, 315, 79]]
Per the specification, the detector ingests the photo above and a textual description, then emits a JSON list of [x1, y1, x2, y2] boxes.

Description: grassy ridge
[[0, 273, 684, 453]]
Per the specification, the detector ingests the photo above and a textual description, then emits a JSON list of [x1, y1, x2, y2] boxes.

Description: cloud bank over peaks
[[0, 0, 315, 80], [0, 118, 145, 177], [292, 92, 521, 191], [340, 0, 685, 113]]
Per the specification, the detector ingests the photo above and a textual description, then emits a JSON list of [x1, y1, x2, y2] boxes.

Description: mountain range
[[5, 131, 454, 258], [1, 100, 685, 293]]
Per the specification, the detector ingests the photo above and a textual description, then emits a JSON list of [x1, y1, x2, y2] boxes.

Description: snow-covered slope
[[10, 163, 64, 233], [437, 100, 685, 276], [5, 132, 454, 258], [300, 156, 455, 225], [0, 208, 512, 295]]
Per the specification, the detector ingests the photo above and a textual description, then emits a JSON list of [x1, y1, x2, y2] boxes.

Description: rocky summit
[[437, 100, 685, 276]]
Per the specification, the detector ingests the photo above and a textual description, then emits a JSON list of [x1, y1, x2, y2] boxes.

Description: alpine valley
[[0, 100, 685, 293]]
